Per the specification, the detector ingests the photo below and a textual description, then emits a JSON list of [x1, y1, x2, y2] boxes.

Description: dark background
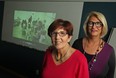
[[78, 2, 116, 41], [0, 1, 45, 78]]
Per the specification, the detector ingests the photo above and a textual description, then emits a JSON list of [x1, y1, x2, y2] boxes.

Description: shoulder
[[45, 46, 53, 55], [73, 38, 83, 43], [104, 42, 114, 52], [102, 42, 115, 58], [72, 38, 83, 47], [73, 50, 87, 62]]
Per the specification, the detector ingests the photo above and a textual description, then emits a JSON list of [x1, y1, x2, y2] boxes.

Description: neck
[[56, 45, 71, 61], [84, 37, 102, 55], [86, 37, 101, 44]]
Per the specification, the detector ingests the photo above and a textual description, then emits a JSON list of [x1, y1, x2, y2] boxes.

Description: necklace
[[55, 46, 71, 62], [83, 39, 104, 70], [88, 51, 99, 70]]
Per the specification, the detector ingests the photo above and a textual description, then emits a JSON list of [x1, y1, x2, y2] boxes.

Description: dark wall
[[78, 2, 116, 41], [0, 1, 45, 78]]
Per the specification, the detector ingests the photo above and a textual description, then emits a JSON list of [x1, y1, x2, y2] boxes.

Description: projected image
[[13, 10, 56, 45]]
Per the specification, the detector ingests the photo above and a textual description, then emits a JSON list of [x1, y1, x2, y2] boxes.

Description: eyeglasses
[[51, 31, 67, 37], [87, 21, 103, 27]]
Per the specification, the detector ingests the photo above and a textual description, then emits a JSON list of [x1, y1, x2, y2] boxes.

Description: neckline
[[51, 50, 76, 66], [84, 51, 96, 56], [83, 38, 103, 55], [55, 46, 71, 62], [82, 40, 105, 71]]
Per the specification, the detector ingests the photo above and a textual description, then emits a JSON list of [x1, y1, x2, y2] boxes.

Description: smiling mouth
[[91, 30, 97, 32], [55, 41, 61, 45], [57, 42, 61, 44]]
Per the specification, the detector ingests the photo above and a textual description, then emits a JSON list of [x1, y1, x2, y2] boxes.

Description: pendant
[[93, 58, 96, 62]]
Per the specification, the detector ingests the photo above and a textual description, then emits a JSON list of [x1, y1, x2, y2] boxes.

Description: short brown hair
[[48, 19, 73, 37]]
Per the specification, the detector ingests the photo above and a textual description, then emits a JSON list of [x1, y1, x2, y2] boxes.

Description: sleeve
[[107, 47, 115, 78], [39, 48, 50, 77], [72, 38, 83, 53], [76, 56, 90, 78], [42, 47, 51, 67]]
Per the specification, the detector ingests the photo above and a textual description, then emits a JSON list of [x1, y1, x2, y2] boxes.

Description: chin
[[91, 33, 98, 36], [55, 45, 63, 50]]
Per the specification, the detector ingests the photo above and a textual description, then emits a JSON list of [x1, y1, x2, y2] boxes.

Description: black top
[[72, 38, 115, 78]]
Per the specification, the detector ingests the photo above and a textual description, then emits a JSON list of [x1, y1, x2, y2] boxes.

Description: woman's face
[[51, 28, 72, 49], [87, 16, 103, 38]]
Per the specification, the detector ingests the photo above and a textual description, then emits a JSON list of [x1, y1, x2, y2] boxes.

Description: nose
[[56, 33, 60, 39], [92, 23, 96, 28]]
